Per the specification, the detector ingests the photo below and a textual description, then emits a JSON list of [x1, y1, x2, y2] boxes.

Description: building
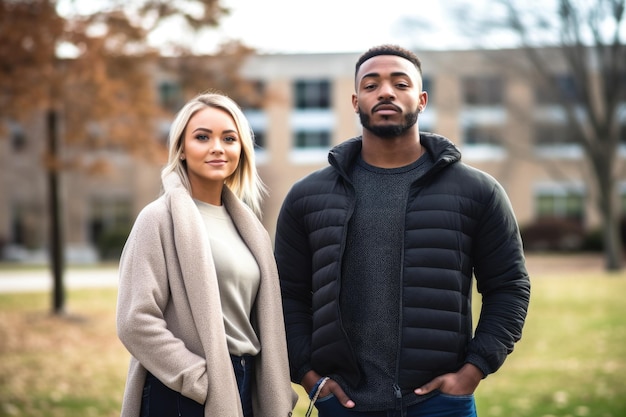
[[1, 48, 624, 262]]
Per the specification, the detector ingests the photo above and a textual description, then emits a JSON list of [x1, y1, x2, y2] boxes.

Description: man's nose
[[378, 83, 396, 100]]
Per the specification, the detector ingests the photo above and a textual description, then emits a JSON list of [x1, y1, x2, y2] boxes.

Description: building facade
[[1, 48, 624, 262]]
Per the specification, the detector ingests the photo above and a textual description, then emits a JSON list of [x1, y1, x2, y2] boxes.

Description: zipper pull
[[393, 384, 402, 399], [394, 383, 403, 408], [394, 384, 405, 416]]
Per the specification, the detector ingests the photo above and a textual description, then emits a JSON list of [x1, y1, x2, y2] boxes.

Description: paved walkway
[[0, 253, 612, 293], [523, 253, 606, 275], [0, 266, 118, 293]]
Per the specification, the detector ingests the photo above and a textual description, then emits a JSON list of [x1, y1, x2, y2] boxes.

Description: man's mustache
[[372, 101, 401, 112]]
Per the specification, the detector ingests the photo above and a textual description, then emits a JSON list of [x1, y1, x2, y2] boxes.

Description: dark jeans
[[315, 392, 477, 417], [140, 354, 255, 417]]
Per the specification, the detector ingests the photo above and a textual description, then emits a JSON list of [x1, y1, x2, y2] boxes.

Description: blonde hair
[[161, 92, 267, 218]]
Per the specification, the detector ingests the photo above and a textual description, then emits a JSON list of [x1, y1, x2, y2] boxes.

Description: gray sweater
[[338, 153, 433, 411], [195, 200, 261, 357]]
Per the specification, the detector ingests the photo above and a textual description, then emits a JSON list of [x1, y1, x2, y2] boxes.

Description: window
[[159, 81, 183, 111], [90, 198, 132, 229], [619, 72, 626, 101], [535, 186, 585, 221], [461, 123, 507, 160], [534, 123, 578, 146], [9, 121, 26, 152], [89, 198, 133, 259], [244, 109, 268, 151], [294, 130, 331, 149], [294, 80, 331, 109], [462, 76, 503, 105], [11, 203, 40, 248], [535, 74, 581, 104], [464, 125, 503, 146], [422, 76, 433, 95], [253, 130, 266, 150]]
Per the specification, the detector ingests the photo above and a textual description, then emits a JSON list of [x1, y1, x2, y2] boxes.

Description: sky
[[148, 0, 474, 55], [55, 0, 499, 55]]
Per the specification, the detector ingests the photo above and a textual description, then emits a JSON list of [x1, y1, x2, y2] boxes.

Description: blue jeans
[[140, 354, 255, 417], [231, 354, 255, 417], [315, 392, 477, 417]]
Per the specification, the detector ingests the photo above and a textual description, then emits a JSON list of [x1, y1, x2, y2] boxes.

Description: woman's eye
[[195, 134, 209, 141], [224, 136, 237, 143]]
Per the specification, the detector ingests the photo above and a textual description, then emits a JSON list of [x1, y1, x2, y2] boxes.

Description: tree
[[442, 0, 626, 271], [0, 0, 248, 313]]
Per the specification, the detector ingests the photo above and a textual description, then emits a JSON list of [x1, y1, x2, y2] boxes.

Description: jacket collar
[[328, 132, 462, 177]]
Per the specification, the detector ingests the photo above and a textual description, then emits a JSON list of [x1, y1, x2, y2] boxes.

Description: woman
[[117, 92, 297, 417]]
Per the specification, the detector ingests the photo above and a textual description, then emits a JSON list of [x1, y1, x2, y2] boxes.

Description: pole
[[47, 108, 65, 314]]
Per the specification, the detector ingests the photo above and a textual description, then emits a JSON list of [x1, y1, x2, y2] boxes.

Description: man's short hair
[[355, 44, 422, 78]]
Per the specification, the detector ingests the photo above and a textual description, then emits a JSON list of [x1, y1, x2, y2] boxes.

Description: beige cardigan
[[117, 172, 297, 417]]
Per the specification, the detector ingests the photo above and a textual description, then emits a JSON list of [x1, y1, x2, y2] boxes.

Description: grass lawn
[[0, 263, 625, 417]]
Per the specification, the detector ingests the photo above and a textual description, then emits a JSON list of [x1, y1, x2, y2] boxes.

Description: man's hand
[[301, 370, 355, 408], [414, 363, 484, 396]]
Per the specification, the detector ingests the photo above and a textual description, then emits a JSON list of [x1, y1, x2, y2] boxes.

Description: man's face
[[352, 55, 427, 138]]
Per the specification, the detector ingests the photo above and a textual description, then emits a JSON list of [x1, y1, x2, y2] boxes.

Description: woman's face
[[181, 106, 242, 193]]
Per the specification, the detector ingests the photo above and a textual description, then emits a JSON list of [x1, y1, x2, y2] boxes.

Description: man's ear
[[352, 94, 359, 113]]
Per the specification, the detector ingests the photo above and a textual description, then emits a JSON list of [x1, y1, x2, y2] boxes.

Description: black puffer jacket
[[275, 133, 530, 389]]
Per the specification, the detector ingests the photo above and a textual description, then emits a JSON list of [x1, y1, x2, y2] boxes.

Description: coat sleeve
[[467, 180, 531, 377], [116, 202, 208, 404], [274, 186, 315, 384]]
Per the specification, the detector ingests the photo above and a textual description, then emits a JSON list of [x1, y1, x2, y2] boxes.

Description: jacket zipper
[[393, 198, 408, 411]]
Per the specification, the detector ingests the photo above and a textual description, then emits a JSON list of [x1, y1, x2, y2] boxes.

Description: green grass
[[1, 269, 625, 417], [474, 273, 626, 417]]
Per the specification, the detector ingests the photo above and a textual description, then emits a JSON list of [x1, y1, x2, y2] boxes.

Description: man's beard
[[358, 106, 419, 139]]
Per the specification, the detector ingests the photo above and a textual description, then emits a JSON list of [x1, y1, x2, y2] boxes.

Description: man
[[274, 44, 530, 417]]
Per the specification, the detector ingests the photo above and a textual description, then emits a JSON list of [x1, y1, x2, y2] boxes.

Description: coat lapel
[[163, 172, 242, 415]]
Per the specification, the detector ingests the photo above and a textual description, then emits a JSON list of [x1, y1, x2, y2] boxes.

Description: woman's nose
[[209, 139, 224, 153]]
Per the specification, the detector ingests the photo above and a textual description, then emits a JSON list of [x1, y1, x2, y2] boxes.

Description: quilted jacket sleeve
[[274, 185, 315, 384], [467, 179, 531, 376]]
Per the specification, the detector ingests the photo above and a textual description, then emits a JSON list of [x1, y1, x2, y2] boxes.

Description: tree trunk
[[599, 190, 624, 271], [602, 213, 623, 271], [47, 109, 65, 314], [593, 150, 623, 272]]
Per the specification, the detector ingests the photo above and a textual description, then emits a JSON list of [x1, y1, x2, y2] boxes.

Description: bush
[[580, 215, 626, 252], [96, 226, 131, 261], [520, 218, 585, 252], [621, 215, 626, 246], [581, 227, 604, 252]]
